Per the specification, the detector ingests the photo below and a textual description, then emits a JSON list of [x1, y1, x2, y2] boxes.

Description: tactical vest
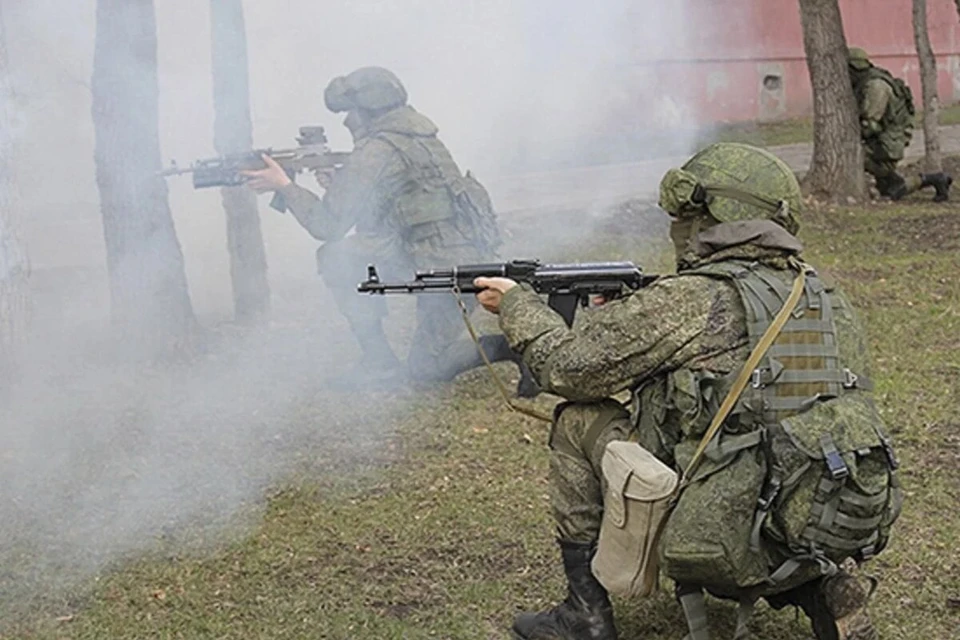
[[853, 66, 915, 160], [373, 131, 502, 257], [648, 260, 901, 635]]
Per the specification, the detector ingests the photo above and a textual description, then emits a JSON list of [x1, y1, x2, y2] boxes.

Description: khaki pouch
[[592, 441, 678, 597]]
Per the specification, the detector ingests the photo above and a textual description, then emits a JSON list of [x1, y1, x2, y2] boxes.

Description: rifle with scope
[[158, 126, 350, 212]]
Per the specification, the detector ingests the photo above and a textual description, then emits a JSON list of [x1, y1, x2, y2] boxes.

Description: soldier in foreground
[[848, 46, 952, 201], [243, 67, 532, 391], [475, 143, 900, 640]]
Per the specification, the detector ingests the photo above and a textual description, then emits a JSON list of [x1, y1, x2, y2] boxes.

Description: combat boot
[[770, 570, 877, 640], [920, 172, 953, 202], [512, 540, 617, 640]]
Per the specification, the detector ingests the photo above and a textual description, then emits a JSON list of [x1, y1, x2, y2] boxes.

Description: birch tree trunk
[[798, 0, 865, 199], [913, 0, 942, 173], [211, 0, 269, 325], [92, 0, 196, 356]]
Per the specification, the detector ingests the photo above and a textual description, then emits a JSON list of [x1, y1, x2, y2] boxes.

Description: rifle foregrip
[[268, 169, 297, 213], [269, 191, 288, 213]]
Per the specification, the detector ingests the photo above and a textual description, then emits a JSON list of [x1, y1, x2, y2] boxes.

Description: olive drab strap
[[449, 287, 552, 423], [673, 264, 805, 640], [678, 263, 807, 489]]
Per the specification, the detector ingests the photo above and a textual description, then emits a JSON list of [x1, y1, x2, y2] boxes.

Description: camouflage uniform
[[501, 144, 883, 640], [278, 68, 506, 382], [501, 225, 787, 542], [848, 47, 952, 201]]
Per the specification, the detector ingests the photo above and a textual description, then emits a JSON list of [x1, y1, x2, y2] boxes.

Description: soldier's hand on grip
[[474, 277, 518, 315], [240, 154, 292, 192]]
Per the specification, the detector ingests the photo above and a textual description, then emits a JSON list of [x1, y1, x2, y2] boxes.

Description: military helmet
[[658, 142, 801, 235], [324, 66, 408, 113], [847, 47, 872, 71]]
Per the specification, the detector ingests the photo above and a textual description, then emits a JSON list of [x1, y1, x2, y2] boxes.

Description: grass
[[4, 181, 960, 639], [700, 102, 960, 148]]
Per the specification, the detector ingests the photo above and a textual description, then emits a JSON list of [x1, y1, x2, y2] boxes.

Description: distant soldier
[[848, 47, 952, 201], [242, 67, 534, 392]]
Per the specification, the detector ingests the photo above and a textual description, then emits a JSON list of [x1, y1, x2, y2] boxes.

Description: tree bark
[[913, 0, 942, 173], [0, 2, 31, 375], [798, 0, 865, 199], [92, 0, 196, 356], [210, 0, 270, 325]]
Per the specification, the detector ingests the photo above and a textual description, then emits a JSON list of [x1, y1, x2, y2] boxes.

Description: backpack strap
[[679, 261, 808, 488]]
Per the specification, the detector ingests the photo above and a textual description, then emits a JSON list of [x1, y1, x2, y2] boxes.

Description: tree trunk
[[92, 0, 196, 356], [210, 0, 270, 325], [0, 2, 31, 375], [913, 0, 942, 173], [798, 0, 865, 199]]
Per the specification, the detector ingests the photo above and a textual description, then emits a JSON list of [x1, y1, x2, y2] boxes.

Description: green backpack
[[855, 66, 915, 159], [657, 261, 902, 637]]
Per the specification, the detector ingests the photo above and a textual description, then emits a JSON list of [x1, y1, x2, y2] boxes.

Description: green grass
[[4, 194, 960, 639], [699, 117, 814, 148], [937, 103, 960, 126], [699, 102, 960, 149]]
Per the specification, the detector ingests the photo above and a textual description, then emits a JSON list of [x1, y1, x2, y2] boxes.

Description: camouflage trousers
[[549, 400, 637, 542], [316, 232, 488, 381]]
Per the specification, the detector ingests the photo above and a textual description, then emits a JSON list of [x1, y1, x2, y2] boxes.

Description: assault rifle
[[158, 125, 350, 212], [357, 259, 657, 327]]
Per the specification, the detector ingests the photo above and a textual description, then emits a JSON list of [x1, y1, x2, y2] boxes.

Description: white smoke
[[0, 0, 708, 617]]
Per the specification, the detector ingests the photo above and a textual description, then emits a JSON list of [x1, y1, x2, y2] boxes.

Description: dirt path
[[489, 123, 960, 219]]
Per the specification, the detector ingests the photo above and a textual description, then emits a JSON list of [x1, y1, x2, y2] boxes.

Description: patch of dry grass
[[4, 193, 959, 640]]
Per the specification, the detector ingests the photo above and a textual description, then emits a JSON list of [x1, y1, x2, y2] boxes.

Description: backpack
[[657, 261, 902, 635], [373, 131, 502, 257], [449, 170, 503, 257]]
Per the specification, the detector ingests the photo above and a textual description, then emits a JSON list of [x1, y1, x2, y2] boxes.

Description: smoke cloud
[[0, 0, 707, 617]]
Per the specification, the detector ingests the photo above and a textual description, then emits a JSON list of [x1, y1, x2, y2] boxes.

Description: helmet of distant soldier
[[324, 66, 408, 114], [658, 142, 801, 235], [324, 76, 354, 113], [847, 47, 872, 71]]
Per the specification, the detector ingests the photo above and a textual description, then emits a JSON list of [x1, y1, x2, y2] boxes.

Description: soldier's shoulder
[[349, 135, 403, 164], [637, 271, 737, 315]]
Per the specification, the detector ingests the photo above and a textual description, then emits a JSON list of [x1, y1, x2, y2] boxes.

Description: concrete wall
[[614, 0, 960, 125]]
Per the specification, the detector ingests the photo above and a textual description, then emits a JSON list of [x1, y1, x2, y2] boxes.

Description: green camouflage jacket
[[277, 106, 480, 255], [498, 221, 803, 402]]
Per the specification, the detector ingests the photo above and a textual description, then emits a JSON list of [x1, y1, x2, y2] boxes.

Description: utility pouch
[[593, 441, 678, 597]]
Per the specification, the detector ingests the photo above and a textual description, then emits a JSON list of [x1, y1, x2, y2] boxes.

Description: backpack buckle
[[820, 434, 849, 481], [842, 368, 859, 389], [880, 435, 900, 471], [757, 476, 782, 511]]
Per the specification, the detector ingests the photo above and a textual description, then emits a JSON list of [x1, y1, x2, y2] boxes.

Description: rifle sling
[[450, 288, 553, 423], [679, 263, 808, 491]]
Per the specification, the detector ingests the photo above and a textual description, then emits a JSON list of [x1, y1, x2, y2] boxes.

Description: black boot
[[512, 540, 617, 640], [920, 172, 953, 202]]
